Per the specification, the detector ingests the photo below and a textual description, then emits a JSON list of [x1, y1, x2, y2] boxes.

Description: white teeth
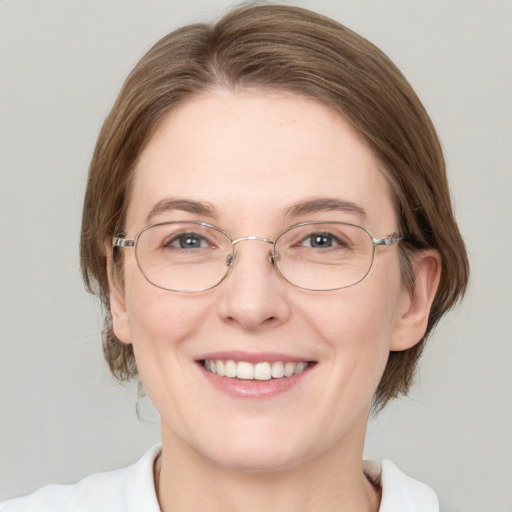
[[284, 362, 296, 377], [254, 362, 272, 381], [225, 360, 237, 378], [271, 361, 285, 378], [236, 361, 254, 380], [203, 359, 309, 380], [294, 362, 308, 374]]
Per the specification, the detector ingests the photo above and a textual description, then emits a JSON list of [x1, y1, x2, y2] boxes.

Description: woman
[[1, 4, 468, 511]]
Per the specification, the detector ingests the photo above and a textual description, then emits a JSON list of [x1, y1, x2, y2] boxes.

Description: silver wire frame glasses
[[112, 221, 402, 293]]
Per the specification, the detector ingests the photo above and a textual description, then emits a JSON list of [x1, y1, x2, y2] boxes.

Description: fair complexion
[[109, 90, 440, 512]]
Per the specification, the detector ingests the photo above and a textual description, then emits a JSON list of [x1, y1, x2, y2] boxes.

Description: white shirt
[[0, 445, 439, 511]]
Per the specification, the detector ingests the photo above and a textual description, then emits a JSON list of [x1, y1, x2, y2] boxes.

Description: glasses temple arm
[[373, 235, 402, 247], [112, 235, 135, 248]]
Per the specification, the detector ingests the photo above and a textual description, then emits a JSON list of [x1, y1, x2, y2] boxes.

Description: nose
[[216, 238, 291, 332]]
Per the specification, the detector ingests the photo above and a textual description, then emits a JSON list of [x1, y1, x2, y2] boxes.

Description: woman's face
[[112, 90, 412, 471]]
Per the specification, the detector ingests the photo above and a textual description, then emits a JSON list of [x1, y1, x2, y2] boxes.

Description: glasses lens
[[135, 222, 233, 292], [274, 223, 374, 290]]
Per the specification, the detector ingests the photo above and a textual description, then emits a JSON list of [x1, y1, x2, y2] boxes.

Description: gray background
[[1, 1, 511, 510]]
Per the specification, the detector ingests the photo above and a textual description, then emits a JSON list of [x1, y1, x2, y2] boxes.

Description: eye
[[301, 232, 344, 249], [165, 232, 211, 249]]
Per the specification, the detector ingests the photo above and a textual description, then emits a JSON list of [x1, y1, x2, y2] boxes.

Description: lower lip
[[198, 363, 313, 399]]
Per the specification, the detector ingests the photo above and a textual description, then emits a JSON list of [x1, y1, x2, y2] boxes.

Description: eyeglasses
[[112, 221, 401, 293]]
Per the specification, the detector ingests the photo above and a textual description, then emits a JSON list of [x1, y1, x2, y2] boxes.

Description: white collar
[[131, 446, 439, 512], [364, 459, 439, 511]]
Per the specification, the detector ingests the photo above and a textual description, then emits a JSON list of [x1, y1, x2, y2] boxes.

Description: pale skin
[[107, 89, 441, 512]]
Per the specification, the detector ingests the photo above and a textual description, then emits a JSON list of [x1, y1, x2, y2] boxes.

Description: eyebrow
[[284, 197, 367, 221], [145, 196, 366, 224], [146, 198, 218, 223]]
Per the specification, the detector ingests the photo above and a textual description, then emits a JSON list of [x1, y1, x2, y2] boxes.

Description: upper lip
[[196, 351, 315, 364]]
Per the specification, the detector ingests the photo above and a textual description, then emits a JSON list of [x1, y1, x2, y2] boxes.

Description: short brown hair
[[80, 3, 469, 409]]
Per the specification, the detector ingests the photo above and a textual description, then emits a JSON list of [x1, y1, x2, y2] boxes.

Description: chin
[[211, 444, 305, 473], [192, 422, 317, 473]]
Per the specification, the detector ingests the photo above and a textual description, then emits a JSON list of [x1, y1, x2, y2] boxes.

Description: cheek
[[298, 267, 403, 390], [126, 290, 209, 350], [123, 284, 215, 419], [322, 299, 391, 390], [121, 260, 212, 369], [302, 283, 400, 350]]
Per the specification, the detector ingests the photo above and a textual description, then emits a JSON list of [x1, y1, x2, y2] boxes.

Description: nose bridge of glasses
[[231, 235, 274, 245], [226, 236, 276, 268]]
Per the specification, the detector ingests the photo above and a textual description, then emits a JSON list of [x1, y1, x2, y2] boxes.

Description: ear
[[105, 243, 132, 345], [390, 249, 441, 351]]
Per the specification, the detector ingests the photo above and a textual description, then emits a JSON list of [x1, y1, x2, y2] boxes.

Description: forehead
[[127, 89, 396, 233]]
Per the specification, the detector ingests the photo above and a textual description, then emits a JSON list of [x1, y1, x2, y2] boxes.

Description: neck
[[155, 426, 380, 512]]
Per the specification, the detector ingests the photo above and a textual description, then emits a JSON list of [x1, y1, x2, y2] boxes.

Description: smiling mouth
[[201, 360, 312, 381]]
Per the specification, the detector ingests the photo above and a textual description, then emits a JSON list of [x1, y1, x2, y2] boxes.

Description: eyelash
[[164, 232, 212, 249], [299, 232, 350, 249]]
